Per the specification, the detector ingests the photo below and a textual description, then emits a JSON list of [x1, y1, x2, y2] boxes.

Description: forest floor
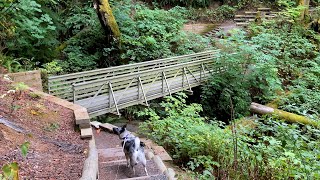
[[183, 20, 238, 35], [0, 78, 88, 179]]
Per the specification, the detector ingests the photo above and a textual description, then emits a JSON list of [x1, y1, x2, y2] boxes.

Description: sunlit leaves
[[20, 141, 30, 158]]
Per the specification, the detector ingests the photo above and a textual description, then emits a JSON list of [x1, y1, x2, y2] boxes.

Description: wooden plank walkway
[[48, 50, 225, 117]]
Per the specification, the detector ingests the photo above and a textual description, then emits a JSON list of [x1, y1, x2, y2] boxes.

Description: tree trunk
[[298, 0, 310, 20], [250, 102, 318, 127], [93, 0, 120, 43]]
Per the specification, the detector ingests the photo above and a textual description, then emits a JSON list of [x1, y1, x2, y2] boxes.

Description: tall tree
[[93, 0, 120, 43], [298, 0, 310, 20]]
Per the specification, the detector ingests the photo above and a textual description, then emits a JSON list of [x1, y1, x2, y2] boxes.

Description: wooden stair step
[[151, 146, 172, 161], [118, 175, 151, 180], [100, 123, 118, 133], [245, 11, 257, 15], [234, 18, 248, 22], [235, 15, 256, 18], [80, 127, 93, 139], [236, 22, 250, 27], [258, 7, 271, 11], [98, 147, 124, 158], [99, 160, 163, 180], [118, 174, 167, 180]]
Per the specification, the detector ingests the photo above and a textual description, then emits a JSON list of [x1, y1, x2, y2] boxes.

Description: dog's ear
[[122, 124, 127, 129]]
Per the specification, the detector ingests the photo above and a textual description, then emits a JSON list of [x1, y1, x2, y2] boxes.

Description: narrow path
[[204, 20, 239, 38], [92, 126, 167, 180]]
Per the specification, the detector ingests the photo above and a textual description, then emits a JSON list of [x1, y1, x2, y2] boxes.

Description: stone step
[[80, 127, 93, 139], [98, 147, 126, 162], [119, 175, 151, 180], [119, 174, 167, 180], [94, 129, 121, 149], [264, 15, 277, 19], [98, 147, 125, 162], [99, 160, 164, 180], [258, 7, 271, 11], [236, 22, 250, 27], [100, 123, 118, 133], [151, 146, 172, 161], [101, 159, 127, 165], [235, 14, 256, 18], [245, 11, 257, 15], [234, 18, 248, 22]]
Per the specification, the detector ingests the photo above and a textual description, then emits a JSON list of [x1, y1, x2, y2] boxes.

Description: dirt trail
[[217, 20, 239, 34]]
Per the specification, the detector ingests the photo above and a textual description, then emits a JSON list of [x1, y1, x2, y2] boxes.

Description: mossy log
[[93, 0, 120, 42], [250, 102, 318, 127]]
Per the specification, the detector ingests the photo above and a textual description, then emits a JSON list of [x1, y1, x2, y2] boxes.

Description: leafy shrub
[[247, 20, 319, 120], [112, 0, 208, 63], [187, 5, 236, 22], [143, 0, 211, 8], [61, 46, 99, 73], [59, 5, 107, 73], [0, 54, 22, 73], [2, 0, 59, 63], [139, 94, 320, 179], [202, 29, 281, 121], [278, 55, 320, 120]]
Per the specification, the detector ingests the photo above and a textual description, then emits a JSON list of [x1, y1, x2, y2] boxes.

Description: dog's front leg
[[132, 165, 135, 176]]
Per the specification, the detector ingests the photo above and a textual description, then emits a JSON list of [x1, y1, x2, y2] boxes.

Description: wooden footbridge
[[48, 50, 226, 117]]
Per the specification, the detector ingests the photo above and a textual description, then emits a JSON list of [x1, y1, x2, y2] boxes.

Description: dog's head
[[113, 124, 129, 139]]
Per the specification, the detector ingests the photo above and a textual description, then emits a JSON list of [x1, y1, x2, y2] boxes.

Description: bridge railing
[[48, 50, 220, 101], [72, 53, 226, 117]]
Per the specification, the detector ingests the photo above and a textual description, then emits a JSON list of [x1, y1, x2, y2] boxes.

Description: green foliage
[[20, 141, 30, 158], [247, 19, 320, 120], [42, 60, 63, 75], [1, 0, 107, 74], [278, 56, 320, 120], [277, 0, 297, 8], [59, 4, 107, 73], [0, 54, 22, 73], [202, 29, 281, 121], [0, 141, 29, 180], [2, 0, 58, 63], [146, 0, 271, 9], [61, 46, 99, 73], [112, 0, 208, 63], [187, 5, 236, 22], [139, 94, 320, 179], [144, 0, 211, 8], [44, 122, 60, 132], [1, 162, 19, 180]]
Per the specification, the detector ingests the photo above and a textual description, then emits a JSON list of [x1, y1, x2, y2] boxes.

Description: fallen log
[[250, 102, 319, 127]]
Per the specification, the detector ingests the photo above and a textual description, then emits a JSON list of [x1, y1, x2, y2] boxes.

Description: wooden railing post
[[72, 84, 76, 103]]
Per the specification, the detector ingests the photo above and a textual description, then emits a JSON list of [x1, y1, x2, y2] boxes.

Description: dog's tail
[[134, 137, 140, 151]]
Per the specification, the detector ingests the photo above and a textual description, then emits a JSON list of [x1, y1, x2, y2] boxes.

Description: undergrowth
[[139, 94, 320, 179]]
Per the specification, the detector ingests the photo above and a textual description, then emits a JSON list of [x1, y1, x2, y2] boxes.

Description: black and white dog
[[113, 124, 148, 176]]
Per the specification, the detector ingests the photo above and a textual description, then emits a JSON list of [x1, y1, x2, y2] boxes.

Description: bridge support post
[[182, 67, 184, 88], [200, 63, 205, 82], [108, 82, 120, 116], [162, 72, 171, 96], [138, 76, 149, 107], [183, 67, 193, 95]]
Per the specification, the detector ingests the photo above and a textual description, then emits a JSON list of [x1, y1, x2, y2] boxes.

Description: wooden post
[[72, 84, 76, 103]]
